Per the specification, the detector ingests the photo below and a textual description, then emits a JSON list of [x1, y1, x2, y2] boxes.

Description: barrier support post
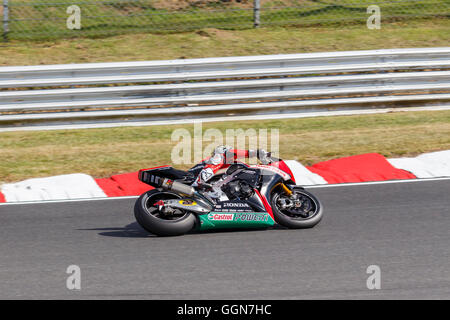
[[2, 0, 9, 42], [254, 0, 260, 28]]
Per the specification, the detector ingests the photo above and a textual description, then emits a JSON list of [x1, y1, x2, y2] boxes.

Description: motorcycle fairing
[[197, 190, 276, 230]]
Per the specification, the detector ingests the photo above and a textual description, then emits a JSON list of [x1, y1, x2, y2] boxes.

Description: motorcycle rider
[[189, 145, 271, 187]]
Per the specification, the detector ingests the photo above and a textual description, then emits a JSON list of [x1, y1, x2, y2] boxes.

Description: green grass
[[1, 18, 448, 66], [1, 111, 449, 183], [4, 0, 449, 40]]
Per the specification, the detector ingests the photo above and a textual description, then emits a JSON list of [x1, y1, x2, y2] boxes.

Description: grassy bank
[[5, 0, 448, 40], [0, 19, 448, 66], [1, 111, 449, 183]]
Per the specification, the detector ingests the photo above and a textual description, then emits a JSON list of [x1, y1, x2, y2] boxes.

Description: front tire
[[134, 189, 196, 236], [271, 188, 323, 229]]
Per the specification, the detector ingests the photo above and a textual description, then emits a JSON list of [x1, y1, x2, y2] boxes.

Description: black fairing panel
[[234, 168, 260, 187], [246, 192, 267, 212], [259, 171, 285, 202], [140, 166, 194, 186]]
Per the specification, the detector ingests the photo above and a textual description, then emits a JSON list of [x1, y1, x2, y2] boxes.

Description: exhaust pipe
[[160, 178, 215, 213], [161, 178, 214, 212], [161, 178, 195, 197]]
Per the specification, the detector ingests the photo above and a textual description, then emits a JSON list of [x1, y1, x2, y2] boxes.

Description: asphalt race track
[[0, 179, 449, 299]]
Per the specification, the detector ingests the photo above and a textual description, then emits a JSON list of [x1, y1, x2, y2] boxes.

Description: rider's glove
[[248, 149, 258, 158], [213, 145, 232, 155], [257, 149, 272, 164]]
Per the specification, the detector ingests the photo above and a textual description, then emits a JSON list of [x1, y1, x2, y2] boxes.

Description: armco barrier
[[1, 48, 450, 131]]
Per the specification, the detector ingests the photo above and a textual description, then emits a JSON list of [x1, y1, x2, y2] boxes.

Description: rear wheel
[[134, 189, 196, 236], [271, 188, 323, 229]]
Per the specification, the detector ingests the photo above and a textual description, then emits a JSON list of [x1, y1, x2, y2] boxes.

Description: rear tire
[[134, 189, 196, 236], [271, 188, 323, 229]]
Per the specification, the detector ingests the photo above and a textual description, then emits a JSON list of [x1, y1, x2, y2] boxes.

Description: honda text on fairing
[[134, 149, 323, 236]]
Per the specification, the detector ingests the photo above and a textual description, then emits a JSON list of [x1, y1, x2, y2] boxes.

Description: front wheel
[[134, 189, 196, 236], [271, 188, 323, 229]]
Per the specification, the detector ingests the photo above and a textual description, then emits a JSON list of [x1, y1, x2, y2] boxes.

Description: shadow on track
[[78, 222, 287, 238], [78, 222, 156, 238]]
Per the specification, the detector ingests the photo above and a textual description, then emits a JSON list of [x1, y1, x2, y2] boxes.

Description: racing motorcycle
[[134, 155, 323, 236]]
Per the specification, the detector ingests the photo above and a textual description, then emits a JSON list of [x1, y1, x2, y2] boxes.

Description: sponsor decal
[[235, 213, 269, 222], [206, 211, 271, 223], [208, 213, 234, 221], [214, 201, 253, 212], [200, 167, 214, 182], [223, 202, 250, 208], [179, 199, 197, 206]]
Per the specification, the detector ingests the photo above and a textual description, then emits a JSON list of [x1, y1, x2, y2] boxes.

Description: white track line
[[1, 177, 449, 206], [0, 195, 139, 206], [305, 176, 450, 188]]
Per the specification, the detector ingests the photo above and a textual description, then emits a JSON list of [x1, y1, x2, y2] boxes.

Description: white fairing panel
[[249, 164, 291, 181]]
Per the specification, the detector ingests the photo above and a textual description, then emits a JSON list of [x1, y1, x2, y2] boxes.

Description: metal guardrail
[[1, 47, 450, 131]]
